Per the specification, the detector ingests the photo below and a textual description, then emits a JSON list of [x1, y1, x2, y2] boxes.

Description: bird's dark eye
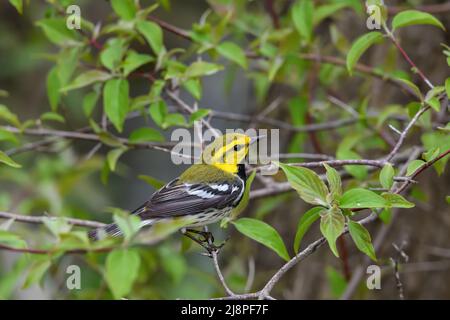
[[233, 145, 241, 152]]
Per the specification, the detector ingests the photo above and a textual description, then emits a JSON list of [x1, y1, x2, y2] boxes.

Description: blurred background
[[0, 0, 449, 299]]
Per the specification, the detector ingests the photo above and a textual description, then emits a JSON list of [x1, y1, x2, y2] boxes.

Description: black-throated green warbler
[[89, 133, 261, 251]]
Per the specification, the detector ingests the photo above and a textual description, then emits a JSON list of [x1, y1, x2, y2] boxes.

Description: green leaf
[[100, 38, 126, 71], [42, 217, 71, 237], [98, 132, 124, 148], [294, 207, 323, 253], [326, 266, 348, 298], [292, 0, 314, 43], [185, 61, 223, 78], [23, 259, 51, 289], [0, 129, 19, 144], [426, 97, 441, 112], [346, 32, 384, 74], [122, 51, 153, 76], [379, 208, 392, 224], [392, 10, 445, 32], [0, 104, 20, 127], [348, 219, 377, 261], [406, 159, 425, 176], [9, 0, 23, 14], [320, 206, 345, 257], [0, 151, 21, 168], [110, 0, 136, 20], [421, 132, 450, 175], [0, 230, 26, 247], [159, 246, 187, 284], [382, 193, 415, 208], [105, 249, 141, 299], [182, 79, 202, 100], [41, 112, 65, 123], [163, 113, 186, 128], [336, 149, 368, 180], [113, 212, 141, 241], [149, 80, 165, 102], [314, 3, 349, 26], [82, 89, 100, 117], [138, 175, 165, 189], [107, 148, 127, 172], [379, 163, 395, 189], [136, 20, 164, 55], [324, 163, 342, 200], [36, 18, 79, 45], [339, 188, 386, 209], [233, 218, 290, 261], [217, 42, 248, 69], [61, 70, 111, 92], [103, 78, 129, 132], [396, 78, 423, 101], [189, 109, 210, 124], [129, 127, 164, 143], [46, 67, 60, 111], [149, 101, 168, 127], [56, 47, 80, 86], [268, 56, 283, 81], [278, 163, 329, 206]]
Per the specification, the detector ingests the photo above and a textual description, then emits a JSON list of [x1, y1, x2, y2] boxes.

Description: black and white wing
[[134, 178, 244, 221]]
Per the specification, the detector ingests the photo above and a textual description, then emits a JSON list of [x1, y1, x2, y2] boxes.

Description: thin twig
[[0, 211, 106, 228]]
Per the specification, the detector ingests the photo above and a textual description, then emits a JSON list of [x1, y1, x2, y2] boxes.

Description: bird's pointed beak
[[249, 135, 266, 145]]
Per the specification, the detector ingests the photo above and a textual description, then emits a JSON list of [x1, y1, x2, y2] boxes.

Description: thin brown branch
[[385, 107, 430, 162], [148, 15, 192, 40], [0, 211, 106, 228]]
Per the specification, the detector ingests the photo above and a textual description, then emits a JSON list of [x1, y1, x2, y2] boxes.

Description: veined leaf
[[392, 10, 445, 32], [292, 0, 314, 43], [182, 79, 202, 100], [106, 148, 127, 172], [36, 18, 79, 45], [379, 163, 395, 189], [0, 104, 20, 127], [346, 32, 384, 74], [406, 159, 425, 176], [106, 249, 140, 299], [129, 127, 164, 143], [110, 0, 136, 20], [9, 0, 23, 14], [136, 20, 164, 55], [138, 175, 165, 189], [294, 207, 324, 253], [324, 163, 342, 200], [103, 78, 129, 132], [320, 206, 345, 257], [348, 219, 377, 261], [100, 38, 126, 71], [46, 67, 60, 111], [185, 61, 223, 78], [61, 70, 111, 92], [233, 218, 290, 261], [339, 188, 386, 209], [0, 151, 21, 168], [382, 193, 415, 208], [217, 42, 248, 69], [278, 163, 329, 206], [122, 52, 153, 76]]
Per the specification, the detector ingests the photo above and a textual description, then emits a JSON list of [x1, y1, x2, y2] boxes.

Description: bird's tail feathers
[[88, 222, 122, 241]]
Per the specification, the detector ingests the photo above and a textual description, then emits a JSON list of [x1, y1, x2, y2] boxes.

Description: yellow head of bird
[[202, 133, 251, 167]]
